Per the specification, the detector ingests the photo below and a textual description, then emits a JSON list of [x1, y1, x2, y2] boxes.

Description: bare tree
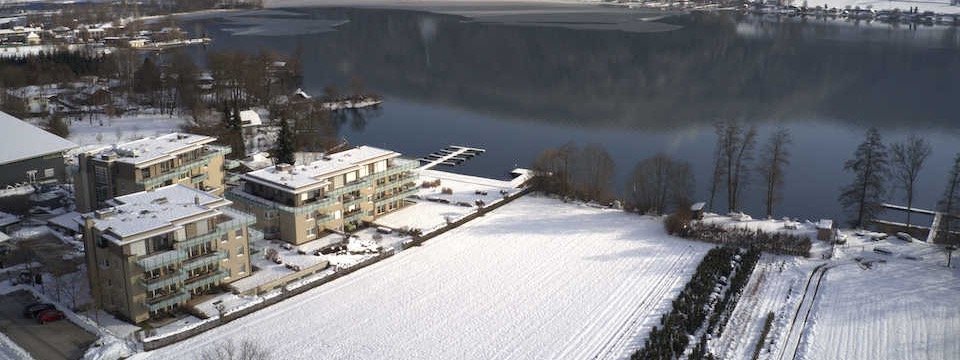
[[627, 154, 694, 215], [938, 154, 960, 244], [707, 140, 723, 212], [574, 144, 615, 202], [200, 339, 271, 360], [757, 128, 792, 219], [714, 121, 757, 213], [839, 128, 889, 228], [891, 134, 932, 228]]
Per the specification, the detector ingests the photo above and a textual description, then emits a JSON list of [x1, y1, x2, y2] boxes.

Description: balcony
[[329, 179, 368, 196], [190, 173, 208, 184], [146, 290, 190, 312], [138, 249, 187, 272], [140, 272, 187, 292], [137, 145, 230, 188], [374, 186, 419, 207], [183, 269, 227, 291], [181, 250, 227, 273], [227, 188, 335, 215]]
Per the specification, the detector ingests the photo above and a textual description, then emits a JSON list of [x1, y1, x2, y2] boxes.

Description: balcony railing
[[375, 186, 419, 207], [138, 145, 230, 188], [183, 269, 227, 291], [227, 188, 335, 215], [137, 249, 187, 272], [190, 173, 208, 184], [140, 272, 187, 292], [146, 290, 190, 312], [181, 250, 227, 273]]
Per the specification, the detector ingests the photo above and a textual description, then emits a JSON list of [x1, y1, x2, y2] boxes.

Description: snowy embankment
[[134, 196, 711, 360], [818, 0, 960, 14], [797, 239, 960, 360]]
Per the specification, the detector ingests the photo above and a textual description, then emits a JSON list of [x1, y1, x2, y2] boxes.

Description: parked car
[[36, 309, 65, 324], [23, 303, 54, 318], [874, 247, 893, 255]]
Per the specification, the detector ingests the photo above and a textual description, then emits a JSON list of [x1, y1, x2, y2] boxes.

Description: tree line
[[532, 121, 959, 244]]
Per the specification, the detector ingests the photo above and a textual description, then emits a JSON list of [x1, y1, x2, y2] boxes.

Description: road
[[775, 263, 829, 360]]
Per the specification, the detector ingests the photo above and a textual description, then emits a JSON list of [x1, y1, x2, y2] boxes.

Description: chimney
[[194, 195, 200, 206]]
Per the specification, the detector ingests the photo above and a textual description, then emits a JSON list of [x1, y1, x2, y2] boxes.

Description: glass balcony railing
[[140, 272, 187, 292], [146, 290, 190, 312], [137, 249, 187, 272], [181, 250, 228, 273], [138, 145, 230, 188], [183, 269, 227, 291]]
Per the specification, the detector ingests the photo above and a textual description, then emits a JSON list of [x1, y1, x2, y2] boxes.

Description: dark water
[[188, 8, 960, 222]]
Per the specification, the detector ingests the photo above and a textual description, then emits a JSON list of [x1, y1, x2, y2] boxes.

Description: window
[[140, 168, 150, 179], [101, 257, 110, 268], [25, 170, 37, 182], [234, 229, 242, 238], [239, 264, 246, 274], [306, 228, 316, 237], [44, 168, 54, 178], [265, 210, 278, 220], [236, 245, 244, 256]]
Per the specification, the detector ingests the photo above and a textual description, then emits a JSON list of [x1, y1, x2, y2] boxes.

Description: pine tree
[[839, 128, 890, 228], [273, 119, 296, 165]]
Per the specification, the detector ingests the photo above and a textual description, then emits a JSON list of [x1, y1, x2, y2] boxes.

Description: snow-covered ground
[[818, 0, 960, 14], [796, 234, 960, 360], [133, 196, 711, 359], [65, 112, 187, 147]]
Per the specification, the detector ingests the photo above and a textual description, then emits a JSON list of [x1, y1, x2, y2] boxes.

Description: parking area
[[0, 290, 96, 360]]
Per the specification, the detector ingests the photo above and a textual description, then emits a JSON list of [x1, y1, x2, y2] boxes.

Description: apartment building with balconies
[[227, 146, 417, 245], [74, 133, 231, 213], [81, 184, 255, 323]]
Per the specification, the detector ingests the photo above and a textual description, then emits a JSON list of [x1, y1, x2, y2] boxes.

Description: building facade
[[227, 146, 418, 245], [0, 111, 76, 187], [75, 133, 231, 212], [82, 185, 256, 323]]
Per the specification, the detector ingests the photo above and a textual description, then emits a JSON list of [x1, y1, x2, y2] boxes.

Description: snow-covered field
[[134, 196, 711, 359], [66, 113, 187, 147], [796, 236, 960, 360]]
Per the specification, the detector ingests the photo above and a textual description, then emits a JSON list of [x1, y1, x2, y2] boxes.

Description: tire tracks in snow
[[775, 263, 829, 360]]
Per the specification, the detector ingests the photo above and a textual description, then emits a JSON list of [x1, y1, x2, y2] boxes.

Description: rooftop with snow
[[242, 145, 401, 191], [88, 184, 228, 243], [0, 110, 77, 165], [84, 132, 217, 167]]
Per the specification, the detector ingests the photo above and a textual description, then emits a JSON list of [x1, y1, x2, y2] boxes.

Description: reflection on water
[[189, 8, 960, 221]]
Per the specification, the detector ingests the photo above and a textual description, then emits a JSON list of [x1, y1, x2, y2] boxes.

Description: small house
[[817, 219, 837, 241], [25, 32, 40, 45], [690, 202, 706, 220]]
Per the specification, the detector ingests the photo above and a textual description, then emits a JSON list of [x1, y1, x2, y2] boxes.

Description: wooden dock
[[417, 145, 486, 170]]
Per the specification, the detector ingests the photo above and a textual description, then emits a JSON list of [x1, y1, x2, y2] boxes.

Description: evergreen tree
[[839, 128, 889, 228], [45, 113, 69, 139], [273, 119, 296, 165]]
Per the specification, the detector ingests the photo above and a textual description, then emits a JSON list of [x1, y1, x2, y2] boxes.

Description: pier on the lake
[[418, 145, 486, 170]]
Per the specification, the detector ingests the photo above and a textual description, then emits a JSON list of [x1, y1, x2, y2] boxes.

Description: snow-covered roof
[[239, 110, 262, 127], [88, 184, 226, 242], [87, 132, 216, 167], [690, 202, 706, 211], [243, 146, 400, 192], [0, 211, 19, 228], [0, 231, 8, 243], [817, 219, 835, 230], [0, 111, 77, 166], [293, 88, 311, 99], [47, 211, 82, 232]]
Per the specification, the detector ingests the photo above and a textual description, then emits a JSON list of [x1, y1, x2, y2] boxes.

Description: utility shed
[[0, 111, 77, 187], [817, 219, 837, 241]]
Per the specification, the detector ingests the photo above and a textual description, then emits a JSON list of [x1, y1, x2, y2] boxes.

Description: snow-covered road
[[135, 196, 711, 360]]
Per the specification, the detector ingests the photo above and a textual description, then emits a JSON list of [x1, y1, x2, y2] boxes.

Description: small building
[[817, 219, 837, 241], [25, 32, 39, 45], [0, 111, 77, 188], [239, 110, 262, 136], [128, 38, 148, 48], [690, 202, 706, 220]]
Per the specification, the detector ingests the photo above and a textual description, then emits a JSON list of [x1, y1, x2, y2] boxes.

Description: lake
[[186, 5, 960, 223]]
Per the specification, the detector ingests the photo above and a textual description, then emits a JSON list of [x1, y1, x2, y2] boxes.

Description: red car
[[36, 309, 65, 324]]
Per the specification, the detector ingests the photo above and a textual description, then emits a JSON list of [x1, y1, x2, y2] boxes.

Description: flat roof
[[88, 132, 215, 167], [88, 184, 225, 242], [0, 111, 77, 166], [243, 146, 400, 191]]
